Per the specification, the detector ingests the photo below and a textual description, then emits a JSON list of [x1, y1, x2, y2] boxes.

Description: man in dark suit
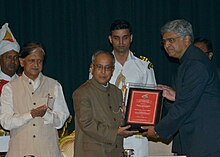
[[141, 19, 220, 157]]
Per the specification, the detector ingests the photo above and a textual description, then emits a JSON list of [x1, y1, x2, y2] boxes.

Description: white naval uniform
[[110, 51, 156, 157]]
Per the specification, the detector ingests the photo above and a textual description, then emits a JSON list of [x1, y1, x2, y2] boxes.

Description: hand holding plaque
[[117, 125, 139, 138], [123, 83, 163, 132]]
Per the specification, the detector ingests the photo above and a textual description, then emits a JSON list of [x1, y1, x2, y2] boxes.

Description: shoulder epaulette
[[140, 55, 149, 62], [140, 55, 154, 69]]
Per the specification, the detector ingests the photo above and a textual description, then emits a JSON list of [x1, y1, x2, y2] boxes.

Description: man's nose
[[33, 60, 39, 67], [119, 38, 123, 45], [101, 67, 107, 73]]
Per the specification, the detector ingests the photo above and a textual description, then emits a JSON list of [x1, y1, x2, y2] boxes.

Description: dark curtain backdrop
[[1, 0, 220, 131]]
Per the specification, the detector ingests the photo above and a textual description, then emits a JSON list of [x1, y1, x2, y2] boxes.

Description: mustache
[[31, 67, 40, 70]]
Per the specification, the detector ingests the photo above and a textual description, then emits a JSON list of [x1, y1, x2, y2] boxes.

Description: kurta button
[[33, 124, 35, 126], [33, 102, 36, 105], [108, 93, 110, 96], [33, 135, 36, 138], [109, 106, 112, 109], [113, 118, 116, 121], [32, 92, 34, 95], [29, 82, 32, 85]]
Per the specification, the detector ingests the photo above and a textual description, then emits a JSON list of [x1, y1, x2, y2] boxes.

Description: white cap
[[0, 23, 20, 56]]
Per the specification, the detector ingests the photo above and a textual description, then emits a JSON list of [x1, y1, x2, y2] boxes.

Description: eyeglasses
[[93, 64, 113, 71], [161, 36, 181, 45]]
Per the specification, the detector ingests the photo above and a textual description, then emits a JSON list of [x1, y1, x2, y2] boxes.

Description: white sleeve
[[43, 82, 70, 129], [0, 83, 32, 130], [147, 68, 157, 85]]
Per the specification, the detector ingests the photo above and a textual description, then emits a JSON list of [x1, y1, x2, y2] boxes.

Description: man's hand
[[117, 125, 139, 138], [31, 104, 48, 118], [141, 126, 159, 139], [157, 84, 176, 101]]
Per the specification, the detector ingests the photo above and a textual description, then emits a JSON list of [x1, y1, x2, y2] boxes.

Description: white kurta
[[0, 73, 70, 157]]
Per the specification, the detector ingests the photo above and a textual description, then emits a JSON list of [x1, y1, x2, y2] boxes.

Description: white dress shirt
[[0, 70, 18, 82]]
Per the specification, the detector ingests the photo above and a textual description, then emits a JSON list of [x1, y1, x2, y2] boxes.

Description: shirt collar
[[179, 45, 193, 64], [91, 77, 109, 92], [102, 82, 109, 88], [22, 72, 43, 91], [112, 50, 134, 63], [0, 69, 18, 81]]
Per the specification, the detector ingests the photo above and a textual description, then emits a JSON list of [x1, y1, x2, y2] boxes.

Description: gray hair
[[160, 19, 194, 43], [91, 50, 115, 65], [19, 42, 45, 58]]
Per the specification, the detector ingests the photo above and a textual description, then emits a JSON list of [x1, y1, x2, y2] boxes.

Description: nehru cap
[[0, 23, 20, 56]]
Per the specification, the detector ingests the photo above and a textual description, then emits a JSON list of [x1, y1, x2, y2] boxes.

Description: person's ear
[[130, 34, 133, 43], [208, 52, 214, 60], [19, 58, 24, 67], [90, 63, 94, 74], [184, 35, 191, 46], [108, 35, 113, 44]]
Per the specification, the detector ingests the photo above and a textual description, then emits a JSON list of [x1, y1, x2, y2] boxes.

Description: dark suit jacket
[[73, 78, 123, 157], [156, 45, 220, 157]]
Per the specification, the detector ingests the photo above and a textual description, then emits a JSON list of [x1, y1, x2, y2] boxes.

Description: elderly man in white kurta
[[0, 42, 69, 157]]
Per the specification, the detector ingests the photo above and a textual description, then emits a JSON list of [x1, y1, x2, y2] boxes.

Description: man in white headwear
[[0, 23, 20, 153]]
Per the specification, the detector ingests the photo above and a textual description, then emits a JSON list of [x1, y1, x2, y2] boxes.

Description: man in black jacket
[[142, 19, 220, 157]]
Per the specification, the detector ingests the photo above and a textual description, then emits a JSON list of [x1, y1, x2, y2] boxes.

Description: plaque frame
[[123, 83, 163, 132]]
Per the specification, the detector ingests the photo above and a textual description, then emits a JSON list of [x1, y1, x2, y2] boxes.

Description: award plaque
[[123, 83, 163, 132]]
